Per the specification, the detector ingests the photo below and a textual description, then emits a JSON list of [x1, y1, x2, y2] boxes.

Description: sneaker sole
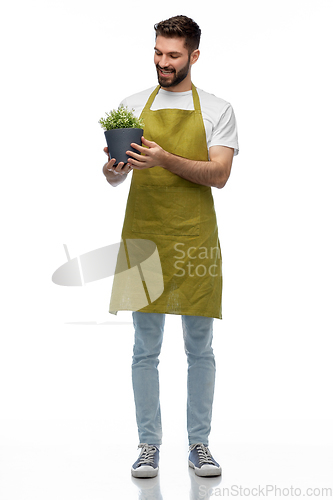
[[189, 460, 222, 477], [131, 465, 159, 478]]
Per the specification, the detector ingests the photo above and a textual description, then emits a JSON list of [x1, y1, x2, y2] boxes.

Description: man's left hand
[[126, 137, 166, 169]]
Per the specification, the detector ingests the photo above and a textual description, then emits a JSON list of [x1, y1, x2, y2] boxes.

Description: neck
[[161, 73, 192, 93]]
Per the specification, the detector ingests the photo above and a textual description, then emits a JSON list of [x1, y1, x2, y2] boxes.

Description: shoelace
[[189, 443, 215, 465], [137, 443, 157, 465]]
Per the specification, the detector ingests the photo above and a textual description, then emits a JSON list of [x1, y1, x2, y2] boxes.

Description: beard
[[156, 56, 191, 88]]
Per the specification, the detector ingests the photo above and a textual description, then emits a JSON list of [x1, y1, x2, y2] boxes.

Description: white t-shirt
[[120, 86, 239, 158]]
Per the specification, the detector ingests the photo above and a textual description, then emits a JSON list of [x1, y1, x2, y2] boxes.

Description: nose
[[159, 55, 171, 68]]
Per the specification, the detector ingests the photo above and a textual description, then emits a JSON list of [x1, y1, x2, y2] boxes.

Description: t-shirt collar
[[158, 87, 192, 97]]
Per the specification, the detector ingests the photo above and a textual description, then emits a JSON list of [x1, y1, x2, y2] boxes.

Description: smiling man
[[102, 15, 239, 478]]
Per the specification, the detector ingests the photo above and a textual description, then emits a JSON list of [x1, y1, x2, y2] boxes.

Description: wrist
[[160, 150, 173, 171]]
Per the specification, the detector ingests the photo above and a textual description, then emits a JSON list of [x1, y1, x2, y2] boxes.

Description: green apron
[[109, 84, 222, 319]]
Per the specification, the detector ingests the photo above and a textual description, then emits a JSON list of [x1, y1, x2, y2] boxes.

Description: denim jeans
[[131, 311, 216, 446]]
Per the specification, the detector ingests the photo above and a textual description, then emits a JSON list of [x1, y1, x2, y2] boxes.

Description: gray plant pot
[[104, 128, 143, 165]]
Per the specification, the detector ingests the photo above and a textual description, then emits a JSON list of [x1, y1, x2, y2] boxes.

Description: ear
[[190, 49, 200, 65]]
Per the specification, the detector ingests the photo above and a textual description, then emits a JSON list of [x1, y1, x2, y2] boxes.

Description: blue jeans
[[131, 311, 216, 446]]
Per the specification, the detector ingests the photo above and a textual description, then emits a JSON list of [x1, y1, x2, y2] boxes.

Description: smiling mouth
[[158, 67, 174, 76]]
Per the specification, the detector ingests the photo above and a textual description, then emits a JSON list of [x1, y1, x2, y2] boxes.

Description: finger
[[104, 158, 116, 170], [126, 150, 146, 161], [104, 147, 111, 161], [126, 158, 138, 167], [103, 158, 116, 175], [106, 158, 116, 168], [127, 158, 147, 169], [113, 161, 125, 173], [141, 136, 155, 147], [122, 163, 133, 174], [115, 162, 133, 175], [130, 142, 146, 153]]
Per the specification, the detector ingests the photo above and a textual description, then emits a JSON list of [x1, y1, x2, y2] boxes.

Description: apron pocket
[[132, 185, 200, 236]]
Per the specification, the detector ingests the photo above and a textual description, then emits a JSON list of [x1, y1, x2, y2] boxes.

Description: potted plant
[[99, 105, 144, 164]]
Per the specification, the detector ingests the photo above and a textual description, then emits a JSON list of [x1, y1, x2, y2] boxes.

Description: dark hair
[[154, 15, 201, 55]]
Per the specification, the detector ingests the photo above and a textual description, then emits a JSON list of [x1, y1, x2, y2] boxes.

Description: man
[[102, 15, 239, 478]]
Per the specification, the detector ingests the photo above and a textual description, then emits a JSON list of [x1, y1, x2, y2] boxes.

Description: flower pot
[[104, 128, 143, 164]]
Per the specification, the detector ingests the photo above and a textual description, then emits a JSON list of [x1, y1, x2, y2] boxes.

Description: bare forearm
[[127, 138, 233, 188], [160, 151, 229, 189]]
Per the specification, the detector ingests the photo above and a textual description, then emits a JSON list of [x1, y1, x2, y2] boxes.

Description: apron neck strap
[[143, 85, 160, 112], [191, 84, 201, 113]]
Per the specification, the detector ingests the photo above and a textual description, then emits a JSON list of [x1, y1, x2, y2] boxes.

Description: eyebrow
[[154, 46, 183, 56]]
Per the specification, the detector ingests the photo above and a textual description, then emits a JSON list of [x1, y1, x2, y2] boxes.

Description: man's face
[[154, 36, 192, 90]]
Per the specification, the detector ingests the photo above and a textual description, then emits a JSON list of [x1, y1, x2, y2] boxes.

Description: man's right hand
[[102, 147, 133, 186]]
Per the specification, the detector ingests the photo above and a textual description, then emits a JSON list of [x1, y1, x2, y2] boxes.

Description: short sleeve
[[209, 104, 239, 156]]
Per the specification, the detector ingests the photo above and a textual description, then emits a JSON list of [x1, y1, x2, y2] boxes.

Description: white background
[[1, 0, 332, 498]]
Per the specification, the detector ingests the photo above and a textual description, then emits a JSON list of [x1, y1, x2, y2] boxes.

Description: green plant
[[98, 105, 144, 131]]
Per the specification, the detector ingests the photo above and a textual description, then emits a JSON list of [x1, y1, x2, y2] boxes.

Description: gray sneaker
[[131, 443, 159, 478], [188, 443, 222, 477]]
